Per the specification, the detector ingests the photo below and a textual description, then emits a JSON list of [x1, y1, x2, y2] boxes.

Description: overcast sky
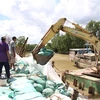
[[0, 0, 100, 44]]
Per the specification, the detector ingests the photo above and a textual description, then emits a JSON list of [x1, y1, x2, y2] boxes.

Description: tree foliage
[[17, 36, 26, 47], [86, 20, 100, 38], [25, 44, 36, 52]]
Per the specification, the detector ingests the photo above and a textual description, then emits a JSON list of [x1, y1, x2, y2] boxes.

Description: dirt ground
[[50, 53, 78, 71]]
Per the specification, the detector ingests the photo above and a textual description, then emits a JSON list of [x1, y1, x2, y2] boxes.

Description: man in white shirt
[[10, 36, 17, 70]]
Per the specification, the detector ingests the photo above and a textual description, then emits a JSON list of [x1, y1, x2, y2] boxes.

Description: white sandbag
[[0, 87, 12, 96], [10, 77, 30, 84], [47, 93, 71, 100], [13, 92, 43, 100], [0, 94, 12, 100], [43, 62, 63, 83], [77, 93, 88, 100], [10, 78, 36, 93], [15, 55, 37, 73], [33, 83, 44, 92], [67, 86, 74, 96], [31, 96, 46, 100], [35, 64, 45, 73], [16, 54, 22, 62], [42, 88, 54, 97]]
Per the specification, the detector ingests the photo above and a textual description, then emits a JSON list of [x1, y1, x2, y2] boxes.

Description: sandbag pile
[[8, 77, 46, 100], [0, 55, 87, 100]]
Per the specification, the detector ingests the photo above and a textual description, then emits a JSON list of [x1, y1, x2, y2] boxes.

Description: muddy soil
[[50, 53, 78, 71]]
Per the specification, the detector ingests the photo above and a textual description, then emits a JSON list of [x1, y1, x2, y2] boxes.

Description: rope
[[51, 61, 65, 73], [54, 66, 63, 73]]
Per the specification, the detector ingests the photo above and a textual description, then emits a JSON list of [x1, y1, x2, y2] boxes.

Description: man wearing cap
[[0, 36, 11, 79], [10, 36, 17, 70]]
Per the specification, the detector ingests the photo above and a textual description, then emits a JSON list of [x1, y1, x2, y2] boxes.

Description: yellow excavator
[[32, 18, 100, 73]]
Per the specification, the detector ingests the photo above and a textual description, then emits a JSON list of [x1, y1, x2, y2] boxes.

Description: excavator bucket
[[32, 46, 54, 65], [34, 53, 54, 65]]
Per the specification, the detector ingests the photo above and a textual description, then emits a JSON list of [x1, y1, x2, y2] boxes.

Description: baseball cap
[[1, 36, 6, 41]]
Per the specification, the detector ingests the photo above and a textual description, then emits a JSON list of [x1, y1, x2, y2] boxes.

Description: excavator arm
[[32, 18, 66, 55], [32, 18, 100, 68]]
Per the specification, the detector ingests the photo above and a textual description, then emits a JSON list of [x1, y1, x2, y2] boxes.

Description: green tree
[[25, 44, 36, 52], [17, 36, 26, 47], [86, 20, 100, 38]]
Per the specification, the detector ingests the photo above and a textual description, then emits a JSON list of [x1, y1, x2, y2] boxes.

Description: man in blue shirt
[[0, 36, 11, 80]]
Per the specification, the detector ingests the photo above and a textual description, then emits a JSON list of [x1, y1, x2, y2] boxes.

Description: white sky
[[0, 0, 100, 44]]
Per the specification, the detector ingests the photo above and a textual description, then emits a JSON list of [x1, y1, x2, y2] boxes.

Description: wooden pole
[[18, 37, 28, 57]]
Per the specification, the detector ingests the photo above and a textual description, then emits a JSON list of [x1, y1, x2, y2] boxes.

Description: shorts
[[10, 54, 16, 63]]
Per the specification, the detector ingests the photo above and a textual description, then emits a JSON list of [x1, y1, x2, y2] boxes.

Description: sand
[[50, 53, 78, 71]]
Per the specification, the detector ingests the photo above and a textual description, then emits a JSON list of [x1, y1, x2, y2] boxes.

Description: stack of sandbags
[[8, 77, 46, 100]]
